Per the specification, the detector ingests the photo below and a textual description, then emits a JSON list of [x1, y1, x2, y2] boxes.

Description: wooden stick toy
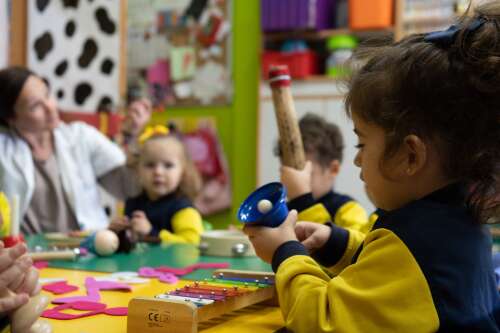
[[269, 65, 306, 169], [29, 248, 82, 261], [127, 269, 276, 333]]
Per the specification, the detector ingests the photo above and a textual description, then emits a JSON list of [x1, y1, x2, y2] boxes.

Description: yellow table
[[39, 268, 284, 333]]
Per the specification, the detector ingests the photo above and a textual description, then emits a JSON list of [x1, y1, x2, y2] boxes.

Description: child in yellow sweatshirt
[[245, 3, 500, 331]]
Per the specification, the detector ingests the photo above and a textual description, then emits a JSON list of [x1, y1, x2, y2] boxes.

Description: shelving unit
[[397, 0, 466, 38], [261, 0, 402, 81], [264, 27, 394, 42]]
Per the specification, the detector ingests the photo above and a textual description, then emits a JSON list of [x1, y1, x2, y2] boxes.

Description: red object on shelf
[[262, 51, 318, 79]]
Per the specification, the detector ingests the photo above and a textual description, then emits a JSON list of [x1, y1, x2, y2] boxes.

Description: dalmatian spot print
[[95, 7, 116, 35], [100, 58, 114, 75], [28, 0, 120, 112], [74, 82, 93, 105], [34, 32, 53, 61], [55, 60, 68, 77], [36, 0, 51, 12], [65, 20, 76, 37], [98, 96, 113, 109], [62, 0, 80, 8], [78, 38, 98, 68]]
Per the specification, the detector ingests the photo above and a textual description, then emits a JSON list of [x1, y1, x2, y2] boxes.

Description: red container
[[262, 51, 318, 79]]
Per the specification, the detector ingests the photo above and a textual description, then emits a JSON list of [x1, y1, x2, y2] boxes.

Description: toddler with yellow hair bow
[[110, 126, 204, 244]]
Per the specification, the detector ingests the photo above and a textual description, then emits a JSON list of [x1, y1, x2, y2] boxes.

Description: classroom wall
[[151, 1, 260, 229]]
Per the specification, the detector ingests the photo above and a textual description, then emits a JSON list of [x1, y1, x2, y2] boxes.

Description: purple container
[[261, 0, 335, 32]]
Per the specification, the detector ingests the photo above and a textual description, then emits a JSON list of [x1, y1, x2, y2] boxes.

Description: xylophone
[[127, 269, 276, 333]]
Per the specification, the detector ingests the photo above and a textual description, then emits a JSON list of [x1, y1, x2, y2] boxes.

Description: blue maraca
[[237, 182, 288, 227]]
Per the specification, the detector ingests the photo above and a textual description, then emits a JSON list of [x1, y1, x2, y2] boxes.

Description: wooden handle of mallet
[[268, 66, 306, 169], [29, 249, 79, 261]]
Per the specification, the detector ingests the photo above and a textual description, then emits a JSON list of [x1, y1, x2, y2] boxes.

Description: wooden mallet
[[268, 65, 305, 170]]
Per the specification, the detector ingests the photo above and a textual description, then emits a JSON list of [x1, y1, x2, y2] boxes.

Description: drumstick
[[29, 248, 81, 261], [268, 65, 305, 169]]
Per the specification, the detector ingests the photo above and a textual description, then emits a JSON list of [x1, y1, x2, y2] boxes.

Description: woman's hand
[[12, 267, 40, 297], [130, 211, 152, 236], [280, 161, 312, 200], [0, 242, 34, 312], [243, 210, 299, 263], [295, 221, 332, 252], [122, 98, 152, 137]]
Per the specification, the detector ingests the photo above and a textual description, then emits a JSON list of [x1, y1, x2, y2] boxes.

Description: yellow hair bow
[[138, 125, 169, 145]]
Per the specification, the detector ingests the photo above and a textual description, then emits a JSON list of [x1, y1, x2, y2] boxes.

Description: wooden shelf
[[294, 75, 339, 82], [264, 27, 394, 42], [403, 16, 454, 26]]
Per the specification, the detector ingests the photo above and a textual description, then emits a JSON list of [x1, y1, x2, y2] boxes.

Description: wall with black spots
[[27, 0, 120, 112], [0, 1, 8, 68]]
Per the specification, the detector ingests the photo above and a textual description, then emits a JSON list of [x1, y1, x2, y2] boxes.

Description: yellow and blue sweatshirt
[[272, 183, 500, 332], [125, 192, 203, 244], [288, 190, 370, 233]]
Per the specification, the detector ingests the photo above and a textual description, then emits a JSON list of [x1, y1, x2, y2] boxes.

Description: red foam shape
[[43, 281, 79, 295], [104, 307, 128, 316], [34, 261, 49, 269], [42, 301, 127, 320]]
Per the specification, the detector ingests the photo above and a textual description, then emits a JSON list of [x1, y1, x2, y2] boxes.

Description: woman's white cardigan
[[0, 122, 125, 231]]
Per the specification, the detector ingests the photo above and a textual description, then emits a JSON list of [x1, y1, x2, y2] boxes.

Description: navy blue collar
[[418, 182, 467, 207]]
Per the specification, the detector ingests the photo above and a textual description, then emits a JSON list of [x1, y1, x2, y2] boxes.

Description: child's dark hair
[[345, 1, 500, 223], [274, 113, 344, 168]]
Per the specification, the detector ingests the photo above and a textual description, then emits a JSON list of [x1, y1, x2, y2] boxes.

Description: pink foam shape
[[104, 307, 128, 316], [85, 277, 132, 291], [158, 273, 179, 284], [52, 294, 100, 304], [42, 310, 78, 320], [42, 281, 79, 295], [42, 301, 128, 320], [34, 261, 49, 269], [138, 267, 160, 278], [70, 301, 107, 311]]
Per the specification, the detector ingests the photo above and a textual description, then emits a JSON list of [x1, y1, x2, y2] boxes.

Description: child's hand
[[122, 98, 152, 137], [109, 216, 130, 232], [280, 161, 312, 200], [130, 211, 152, 236], [295, 222, 332, 252], [243, 210, 299, 263]]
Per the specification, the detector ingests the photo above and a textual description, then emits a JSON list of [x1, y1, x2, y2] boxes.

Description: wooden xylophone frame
[[127, 269, 277, 333]]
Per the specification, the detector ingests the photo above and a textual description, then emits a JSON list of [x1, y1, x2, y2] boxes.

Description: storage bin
[[262, 50, 319, 79], [349, 0, 393, 29]]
